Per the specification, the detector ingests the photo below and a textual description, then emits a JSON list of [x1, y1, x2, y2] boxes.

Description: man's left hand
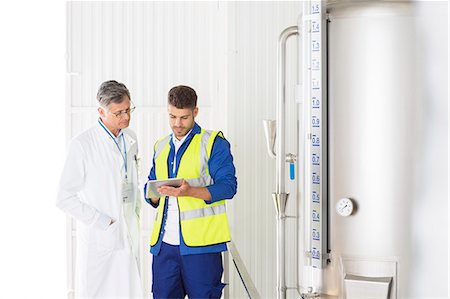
[[157, 180, 191, 197]]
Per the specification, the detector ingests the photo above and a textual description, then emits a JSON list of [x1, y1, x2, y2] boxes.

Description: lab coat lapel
[[123, 131, 136, 151], [94, 124, 124, 173]]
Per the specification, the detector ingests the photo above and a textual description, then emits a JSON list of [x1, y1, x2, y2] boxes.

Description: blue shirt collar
[[191, 122, 201, 134]]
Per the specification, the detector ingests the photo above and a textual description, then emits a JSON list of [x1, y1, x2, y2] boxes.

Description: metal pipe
[[276, 25, 298, 194], [275, 25, 298, 299]]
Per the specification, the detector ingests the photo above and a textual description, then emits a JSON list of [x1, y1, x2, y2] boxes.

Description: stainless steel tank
[[321, 1, 447, 298]]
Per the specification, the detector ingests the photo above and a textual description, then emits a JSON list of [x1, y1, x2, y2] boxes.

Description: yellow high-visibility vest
[[149, 129, 231, 247]]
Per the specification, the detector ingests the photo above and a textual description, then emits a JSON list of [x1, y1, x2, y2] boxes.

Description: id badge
[[122, 182, 135, 203]]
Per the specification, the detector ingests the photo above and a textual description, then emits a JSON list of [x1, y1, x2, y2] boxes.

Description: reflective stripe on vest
[[200, 130, 211, 179], [149, 129, 231, 247], [154, 135, 171, 160], [180, 203, 226, 221]]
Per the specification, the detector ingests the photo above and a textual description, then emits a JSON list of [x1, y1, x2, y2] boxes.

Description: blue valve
[[286, 153, 296, 181]]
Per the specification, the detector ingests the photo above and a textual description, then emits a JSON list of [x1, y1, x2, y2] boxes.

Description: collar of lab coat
[[96, 119, 137, 152], [122, 129, 137, 149], [97, 118, 123, 139]]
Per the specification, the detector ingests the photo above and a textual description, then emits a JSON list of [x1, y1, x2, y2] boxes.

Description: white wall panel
[[226, 2, 302, 298], [68, 2, 227, 117]]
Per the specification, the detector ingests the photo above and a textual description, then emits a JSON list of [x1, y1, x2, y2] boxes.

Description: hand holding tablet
[[146, 178, 184, 198]]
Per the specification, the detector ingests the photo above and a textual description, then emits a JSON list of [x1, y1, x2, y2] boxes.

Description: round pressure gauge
[[336, 197, 354, 217]]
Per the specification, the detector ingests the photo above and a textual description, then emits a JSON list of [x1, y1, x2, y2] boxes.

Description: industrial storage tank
[[262, 0, 446, 298], [321, 1, 448, 298]]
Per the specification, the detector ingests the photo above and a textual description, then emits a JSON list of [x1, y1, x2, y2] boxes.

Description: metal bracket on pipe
[[286, 153, 297, 163], [272, 192, 290, 215]]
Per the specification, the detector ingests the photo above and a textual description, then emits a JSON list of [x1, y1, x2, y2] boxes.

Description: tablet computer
[[146, 178, 184, 198]]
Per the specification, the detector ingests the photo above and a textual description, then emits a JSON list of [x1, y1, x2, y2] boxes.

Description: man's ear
[[98, 106, 106, 118], [193, 107, 199, 118]]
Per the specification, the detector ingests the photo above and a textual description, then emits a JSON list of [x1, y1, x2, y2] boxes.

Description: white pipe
[[276, 26, 299, 194], [276, 25, 298, 299], [279, 212, 285, 299]]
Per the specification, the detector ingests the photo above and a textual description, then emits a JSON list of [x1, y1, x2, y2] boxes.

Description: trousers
[[152, 242, 226, 299]]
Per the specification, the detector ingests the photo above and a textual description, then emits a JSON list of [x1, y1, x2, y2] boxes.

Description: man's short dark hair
[[168, 85, 197, 109]]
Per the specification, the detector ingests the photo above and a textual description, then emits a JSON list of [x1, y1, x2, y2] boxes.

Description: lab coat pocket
[[95, 221, 121, 252]]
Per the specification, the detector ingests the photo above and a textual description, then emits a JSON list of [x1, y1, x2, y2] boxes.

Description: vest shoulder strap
[[154, 135, 171, 159], [204, 130, 224, 159]]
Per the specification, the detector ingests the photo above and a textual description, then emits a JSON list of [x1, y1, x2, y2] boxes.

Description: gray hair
[[96, 80, 131, 108]]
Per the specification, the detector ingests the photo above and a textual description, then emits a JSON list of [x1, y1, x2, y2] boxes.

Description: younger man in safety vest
[[144, 85, 237, 299]]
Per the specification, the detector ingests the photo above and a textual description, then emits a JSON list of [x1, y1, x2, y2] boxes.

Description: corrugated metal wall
[[67, 2, 301, 298], [226, 2, 302, 298]]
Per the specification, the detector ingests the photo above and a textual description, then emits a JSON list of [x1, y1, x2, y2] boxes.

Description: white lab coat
[[57, 121, 144, 298]]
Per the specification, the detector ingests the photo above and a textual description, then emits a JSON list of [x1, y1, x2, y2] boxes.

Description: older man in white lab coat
[[57, 80, 143, 298]]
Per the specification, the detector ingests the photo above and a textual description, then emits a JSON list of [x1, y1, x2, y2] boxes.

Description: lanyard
[[98, 119, 128, 180]]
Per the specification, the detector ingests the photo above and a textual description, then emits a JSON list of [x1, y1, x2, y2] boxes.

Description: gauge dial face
[[336, 197, 353, 217]]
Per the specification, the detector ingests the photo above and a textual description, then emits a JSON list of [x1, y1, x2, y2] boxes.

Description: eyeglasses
[[110, 106, 136, 118]]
